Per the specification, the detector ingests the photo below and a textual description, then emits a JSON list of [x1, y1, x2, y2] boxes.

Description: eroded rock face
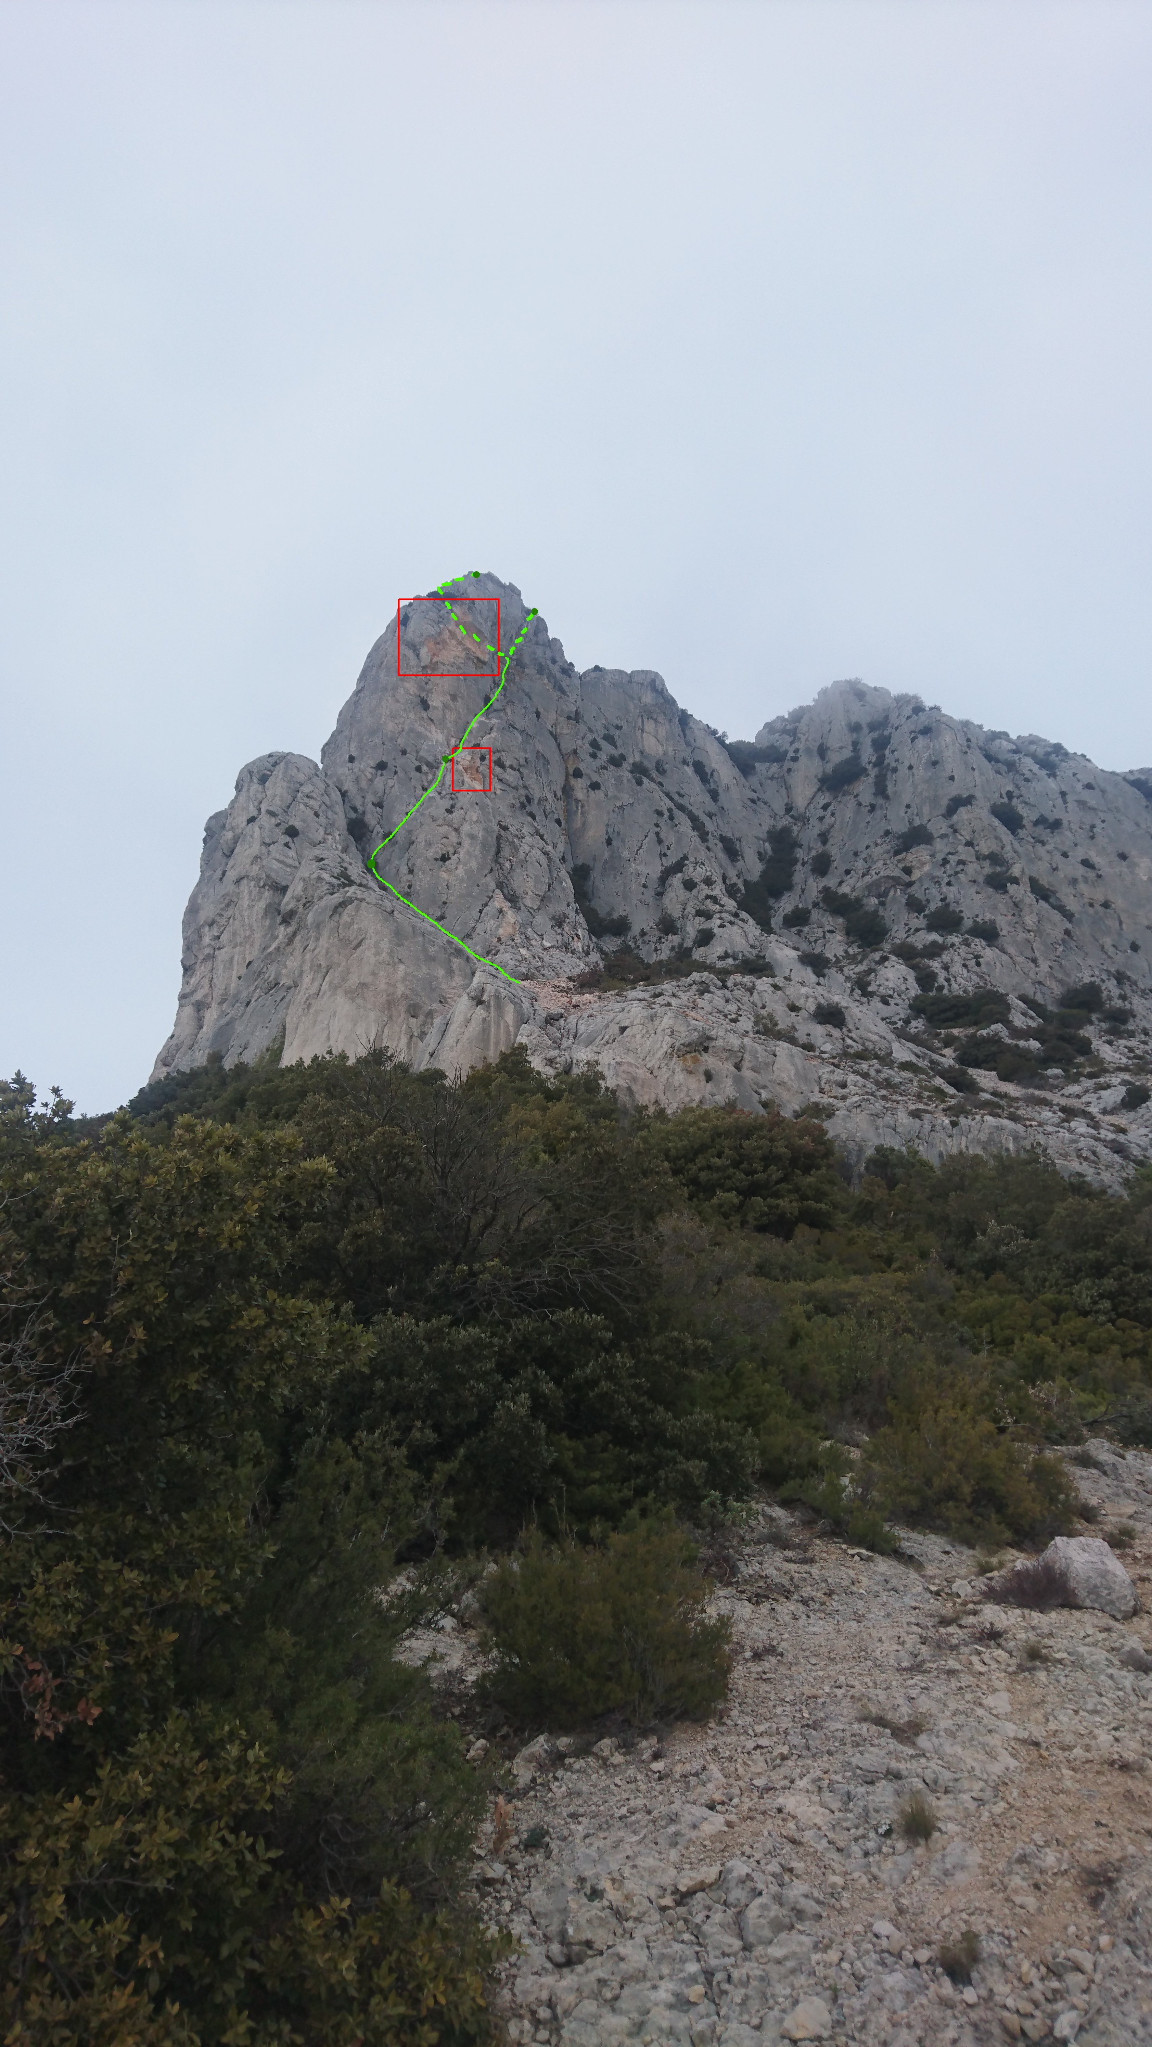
[[152, 573, 1152, 1181]]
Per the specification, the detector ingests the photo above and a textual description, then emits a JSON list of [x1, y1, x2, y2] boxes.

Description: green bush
[[739, 829, 799, 930], [990, 801, 1024, 835], [818, 753, 866, 793], [911, 989, 1010, 1030], [0, 1114, 495, 2042], [639, 1104, 838, 1236], [478, 1522, 732, 1728], [893, 824, 933, 855], [924, 903, 963, 933], [0, 1721, 501, 2047], [862, 1396, 1079, 1546], [351, 1312, 756, 1544]]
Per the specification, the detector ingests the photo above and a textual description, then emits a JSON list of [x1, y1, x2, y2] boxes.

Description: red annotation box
[[451, 747, 492, 793], [396, 598, 501, 679]]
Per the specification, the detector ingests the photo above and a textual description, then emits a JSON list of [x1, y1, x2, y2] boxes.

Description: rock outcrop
[[1039, 1538, 1138, 1621], [153, 573, 1152, 1181]]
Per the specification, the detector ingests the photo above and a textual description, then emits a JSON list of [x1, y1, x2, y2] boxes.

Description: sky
[[2, 0, 1151, 1113]]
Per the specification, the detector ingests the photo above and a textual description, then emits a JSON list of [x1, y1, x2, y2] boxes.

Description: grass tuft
[[983, 1554, 1071, 1611], [939, 1929, 982, 1983], [898, 1790, 938, 1842]]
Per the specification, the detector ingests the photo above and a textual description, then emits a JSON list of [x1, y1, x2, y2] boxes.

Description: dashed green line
[[367, 572, 538, 985]]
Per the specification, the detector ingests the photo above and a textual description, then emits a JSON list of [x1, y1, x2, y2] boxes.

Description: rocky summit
[[154, 573, 1152, 1182]]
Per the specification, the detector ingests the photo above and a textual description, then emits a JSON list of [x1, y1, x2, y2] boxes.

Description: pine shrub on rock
[[478, 1521, 732, 1729]]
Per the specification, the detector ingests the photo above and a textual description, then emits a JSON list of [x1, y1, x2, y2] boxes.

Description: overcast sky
[[3, 0, 1151, 1113]]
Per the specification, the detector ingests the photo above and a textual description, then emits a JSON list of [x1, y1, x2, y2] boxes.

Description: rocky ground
[[407, 1442, 1152, 2047], [518, 964, 1152, 1189]]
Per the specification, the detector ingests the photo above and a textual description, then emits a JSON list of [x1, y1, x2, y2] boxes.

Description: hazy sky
[[3, 0, 1151, 1112]]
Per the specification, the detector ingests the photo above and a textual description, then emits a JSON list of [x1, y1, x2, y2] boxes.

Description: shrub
[[1, 1738, 502, 2045], [845, 906, 888, 947], [983, 1553, 1071, 1610], [638, 1104, 839, 1236], [941, 1064, 979, 1094], [820, 889, 887, 948], [898, 1790, 938, 1842], [939, 1930, 982, 1984], [945, 793, 975, 817], [782, 906, 811, 928], [819, 753, 867, 793], [478, 1522, 733, 1728], [991, 801, 1024, 835], [966, 919, 1000, 942], [911, 989, 1010, 1031], [1122, 1083, 1151, 1111], [1059, 981, 1104, 1013], [0, 1116, 498, 2042], [358, 1312, 755, 1544], [894, 823, 933, 855], [860, 1708, 928, 1742], [863, 1397, 1079, 1546], [810, 849, 832, 877], [925, 904, 964, 933], [741, 830, 798, 929], [814, 1002, 846, 1028], [726, 740, 787, 775]]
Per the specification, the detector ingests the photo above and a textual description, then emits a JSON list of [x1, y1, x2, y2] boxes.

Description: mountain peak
[[153, 578, 1152, 1184]]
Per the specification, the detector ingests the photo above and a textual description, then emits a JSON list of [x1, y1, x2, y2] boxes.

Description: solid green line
[[368, 867, 524, 982], [374, 758, 448, 851], [366, 574, 539, 985]]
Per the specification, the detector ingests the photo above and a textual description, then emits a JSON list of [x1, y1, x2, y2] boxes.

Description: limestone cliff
[[153, 574, 1152, 1182]]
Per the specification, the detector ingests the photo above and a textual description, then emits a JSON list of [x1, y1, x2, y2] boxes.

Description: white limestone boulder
[[1042, 1535, 1137, 1619]]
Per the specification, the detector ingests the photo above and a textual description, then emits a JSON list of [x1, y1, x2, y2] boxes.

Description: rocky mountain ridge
[[153, 574, 1152, 1182]]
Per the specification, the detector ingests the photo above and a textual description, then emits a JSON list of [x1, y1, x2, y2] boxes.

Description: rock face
[[153, 573, 1152, 1180]]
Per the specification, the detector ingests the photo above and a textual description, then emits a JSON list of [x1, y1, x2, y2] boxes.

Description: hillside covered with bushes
[[3, 1050, 1152, 2041]]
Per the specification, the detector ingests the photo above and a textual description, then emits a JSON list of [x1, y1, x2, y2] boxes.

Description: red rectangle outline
[[451, 746, 492, 793], [397, 597, 501, 678]]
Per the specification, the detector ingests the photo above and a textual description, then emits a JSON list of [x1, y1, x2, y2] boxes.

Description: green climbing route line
[[367, 572, 539, 985]]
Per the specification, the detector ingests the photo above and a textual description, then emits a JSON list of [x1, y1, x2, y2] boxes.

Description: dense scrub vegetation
[[479, 1520, 732, 1729], [4, 1047, 1152, 2038]]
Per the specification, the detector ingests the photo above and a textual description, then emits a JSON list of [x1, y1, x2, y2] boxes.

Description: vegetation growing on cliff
[[4, 1051, 1152, 2036]]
